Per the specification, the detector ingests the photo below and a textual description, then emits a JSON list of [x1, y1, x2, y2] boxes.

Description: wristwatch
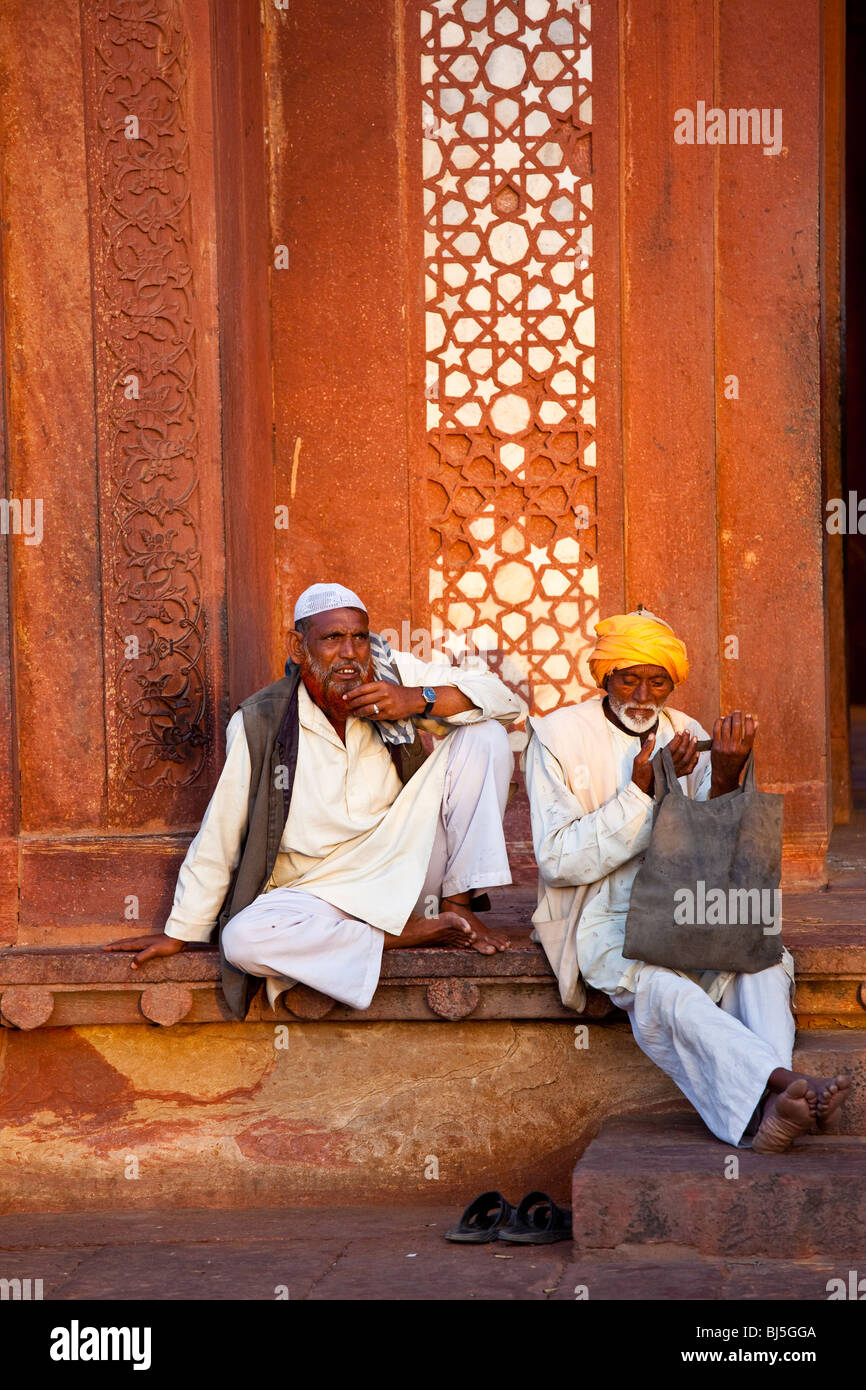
[[421, 686, 437, 717]]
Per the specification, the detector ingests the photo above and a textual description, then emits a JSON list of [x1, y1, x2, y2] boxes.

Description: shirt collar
[[297, 681, 348, 748]]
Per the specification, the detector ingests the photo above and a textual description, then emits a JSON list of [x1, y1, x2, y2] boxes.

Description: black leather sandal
[[444, 1190, 516, 1243], [497, 1190, 573, 1244]]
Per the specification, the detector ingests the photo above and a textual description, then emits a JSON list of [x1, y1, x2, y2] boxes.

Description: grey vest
[[216, 663, 429, 1019]]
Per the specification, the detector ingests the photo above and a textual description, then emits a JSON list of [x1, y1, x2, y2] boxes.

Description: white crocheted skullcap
[[293, 582, 368, 625]]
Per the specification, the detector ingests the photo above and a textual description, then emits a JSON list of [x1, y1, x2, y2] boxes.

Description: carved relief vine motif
[[84, 0, 208, 793]]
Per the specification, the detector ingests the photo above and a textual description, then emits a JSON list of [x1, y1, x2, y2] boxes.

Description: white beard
[[607, 691, 666, 734]]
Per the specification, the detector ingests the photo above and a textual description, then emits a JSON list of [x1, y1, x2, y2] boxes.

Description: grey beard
[[301, 643, 370, 698], [607, 691, 666, 734]]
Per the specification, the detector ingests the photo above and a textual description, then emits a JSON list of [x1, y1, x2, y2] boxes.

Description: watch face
[[422, 686, 436, 709]]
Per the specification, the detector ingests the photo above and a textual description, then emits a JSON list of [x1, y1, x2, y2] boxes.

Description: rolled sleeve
[[391, 649, 520, 726], [164, 709, 252, 943]]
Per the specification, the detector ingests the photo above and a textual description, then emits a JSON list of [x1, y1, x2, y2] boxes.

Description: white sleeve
[[683, 720, 713, 802], [163, 710, 252, 942], [691, 753, 713, 802], [524, 732, 655, 889], [390, 648, 520, 726]]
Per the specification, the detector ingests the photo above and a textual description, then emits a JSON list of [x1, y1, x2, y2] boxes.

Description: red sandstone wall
[[0, 0, 843, 963]]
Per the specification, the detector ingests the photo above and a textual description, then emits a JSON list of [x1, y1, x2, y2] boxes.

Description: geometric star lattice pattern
[[421, 0, 598, 717]]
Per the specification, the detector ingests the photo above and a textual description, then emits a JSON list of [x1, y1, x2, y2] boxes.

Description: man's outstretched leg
[[613, 963, 849, 1151], [719, 967, 850, 1135]]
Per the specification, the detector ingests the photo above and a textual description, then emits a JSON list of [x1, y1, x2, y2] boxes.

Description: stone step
[[556, 1250, 855, 1301], [572, 1110, 866, 1259], [793, 1031, 866, 1132]]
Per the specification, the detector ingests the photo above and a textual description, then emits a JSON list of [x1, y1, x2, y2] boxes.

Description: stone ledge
[[0, 930, 865, 1028], [0, 939, 608, 1027]]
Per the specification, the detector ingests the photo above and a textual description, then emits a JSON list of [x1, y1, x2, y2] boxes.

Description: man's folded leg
[[221, 886, 384, 1011]]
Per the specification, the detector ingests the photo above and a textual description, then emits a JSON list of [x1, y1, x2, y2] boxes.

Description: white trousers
[[221, 721, 513, 1011], [611, 962, 796, 1146]]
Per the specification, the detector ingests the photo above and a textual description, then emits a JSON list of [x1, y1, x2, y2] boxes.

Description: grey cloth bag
[[622, 745, 784, 974]]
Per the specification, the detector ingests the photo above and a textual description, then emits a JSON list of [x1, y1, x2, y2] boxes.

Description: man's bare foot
[[440, 896, 510, 953], [385, 911, 481, 950], [753, 1078, 815, 1154], [813, 1074, 851, 1133], [767, 1068, 851, 1133]]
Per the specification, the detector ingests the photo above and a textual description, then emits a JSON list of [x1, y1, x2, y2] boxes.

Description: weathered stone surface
[[48, 1240, 345, 1303], [0, 1015, 863, 1213], [0, 946, 222, 985], [0, 1019, 682, 1212], [281, 985, 335, 1020], [793, 1031, 866, 1134], [0, 986, 54, 1029], [139, 984, 194, 1027], [0, 841, 18, 947], [426, 980, 480, 1020], [18, 840, 188, 945], [572, 1110, 866, 1259], [0, 1205, 847, 1302], [551, 1253, 841, 1301], [379, 936, 553, 978]]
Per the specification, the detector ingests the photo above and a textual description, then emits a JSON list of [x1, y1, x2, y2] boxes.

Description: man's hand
[[102, 933, 188, 969], [341, 681, 423, 720], [632, 730, 700, 796], [710, 710, 757, 796], [630, 732, 656, 795], [662, 730, 701, 779]]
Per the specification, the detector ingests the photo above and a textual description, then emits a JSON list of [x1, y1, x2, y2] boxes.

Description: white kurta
[[523, 696, 794, 1007], [525, 696, 796, 1146], [222, 718, 513, 1010], [164, 649, 520, 945]]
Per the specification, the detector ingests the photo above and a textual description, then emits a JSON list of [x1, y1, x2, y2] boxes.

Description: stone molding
[[0, 940, 864, 1029]]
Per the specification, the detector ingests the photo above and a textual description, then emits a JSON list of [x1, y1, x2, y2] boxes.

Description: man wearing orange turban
[[524, 606, 849, 1152], [587, 607, 690, 689]]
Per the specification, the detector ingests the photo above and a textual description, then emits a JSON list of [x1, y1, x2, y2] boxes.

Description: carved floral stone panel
[[82, 0, 211, 808]]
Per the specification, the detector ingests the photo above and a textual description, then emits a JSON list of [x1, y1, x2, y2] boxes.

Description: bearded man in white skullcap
[[107, 583, 520, 1018]]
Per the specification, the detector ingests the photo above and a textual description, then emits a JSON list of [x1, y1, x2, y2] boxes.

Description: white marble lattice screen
[[420, 0, 598, 716]]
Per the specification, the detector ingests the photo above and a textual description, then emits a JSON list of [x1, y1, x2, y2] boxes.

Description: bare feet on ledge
[[440, 896, 510, 953], [773, 1068, 851, 1133], [752, 1071, 851, 1152], [809, 1073, 852, 1132], [384, 901, 510, 956], [752, 1079, 815, 1154]]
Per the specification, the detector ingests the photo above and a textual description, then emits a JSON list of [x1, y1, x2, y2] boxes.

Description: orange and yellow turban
[[588, 609, 690, 688]]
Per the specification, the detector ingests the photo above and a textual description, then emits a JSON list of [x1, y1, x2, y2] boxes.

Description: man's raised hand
[[630, 732, 656, 795], [663, 730, 701, 779], [710, 710, 757, 794], [341, 681, 422, 721], [632, 730, 700, 796], [102, 933, 188, 969]]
